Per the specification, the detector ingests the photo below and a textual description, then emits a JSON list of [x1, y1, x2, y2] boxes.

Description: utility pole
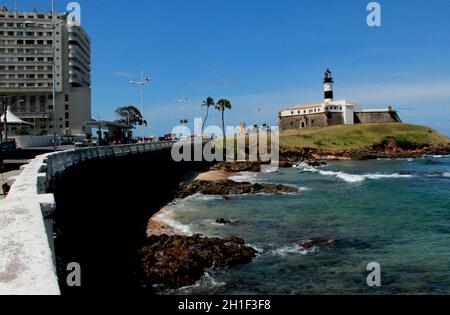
[[130, 71, 151, 142], [51, 0, 57, 151]]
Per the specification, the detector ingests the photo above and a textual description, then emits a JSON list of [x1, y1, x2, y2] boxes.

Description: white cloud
[[111, 72, 132, 78], [339, 80, 450, 105]]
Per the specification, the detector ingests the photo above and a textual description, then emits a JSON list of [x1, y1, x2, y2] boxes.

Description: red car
[[164, 133, 177, 141]]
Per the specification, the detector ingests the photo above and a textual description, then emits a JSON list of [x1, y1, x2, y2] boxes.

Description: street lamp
[[130, 71, 151, 142]]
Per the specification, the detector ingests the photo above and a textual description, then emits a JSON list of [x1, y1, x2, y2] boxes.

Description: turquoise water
[[162, 156, 450, 295]]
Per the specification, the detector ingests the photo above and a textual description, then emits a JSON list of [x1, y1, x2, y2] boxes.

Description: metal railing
[[45, 141, 176, 178]]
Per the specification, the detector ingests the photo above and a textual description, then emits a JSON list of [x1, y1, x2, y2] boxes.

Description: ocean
[[159, 156, 450, 295]]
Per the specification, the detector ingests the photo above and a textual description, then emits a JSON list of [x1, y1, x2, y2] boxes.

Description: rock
[[211, 161, 264, 173], [216, 218, 236, 225], [299, 238, 334, 249], [138, 234, 257, 290], [280, 144, 450, 161], [176, 180, 298, 199], [279, 161, 294, 168], [306, 160, 327, 167]]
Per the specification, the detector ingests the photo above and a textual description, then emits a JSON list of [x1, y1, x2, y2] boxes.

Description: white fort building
[[279, 69, 401, 131]]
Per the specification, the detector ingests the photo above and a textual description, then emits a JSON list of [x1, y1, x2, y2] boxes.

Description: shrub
[[393, 136, 423, 150], [16, 127, 30, 136]]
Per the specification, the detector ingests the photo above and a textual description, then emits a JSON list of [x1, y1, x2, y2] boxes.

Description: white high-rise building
[[0, 9, 91, 136]]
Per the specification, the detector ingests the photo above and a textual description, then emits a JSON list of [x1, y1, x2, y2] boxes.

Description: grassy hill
[[280, 123, 450, 151]]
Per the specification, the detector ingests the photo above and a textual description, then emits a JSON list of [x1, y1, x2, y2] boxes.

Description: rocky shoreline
[[280, 142, 450, 165], [139, 141, 450, 291], [141, 163, 300, 291], [175, 179, 298, 199]]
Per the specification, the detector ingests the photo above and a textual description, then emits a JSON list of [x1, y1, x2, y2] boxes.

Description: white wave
[[184, 193, 223, 202], [261, 165, 279, 173], [318, 170, 366, 183], [204, 218, 239, 227], [293, 162, 309, 169], [153, 209, 193, 235], [364, 173, 412, 180], [229, 171, 259, 183], [161, 272, 226, 295], [422, 155, 450, 159], [247, 244, 264, 255], [427, 172, 450, 178], [269, 244, 318, 257], [293, 161, 326, 169], [300, 165, 412, 183]]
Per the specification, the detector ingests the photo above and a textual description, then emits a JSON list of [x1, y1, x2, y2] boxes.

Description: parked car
[[74, 141, 88, 148], [164, 133, 178, 141], [0, 140, 17, 150]]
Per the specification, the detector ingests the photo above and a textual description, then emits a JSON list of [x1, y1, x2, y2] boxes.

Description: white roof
[[0, 106, 33, 126]]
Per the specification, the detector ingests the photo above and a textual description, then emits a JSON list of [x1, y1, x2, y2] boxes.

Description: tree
[[115, 105, 147, 127], [201, 97, 215, 134], [215, 99, 232, 140]]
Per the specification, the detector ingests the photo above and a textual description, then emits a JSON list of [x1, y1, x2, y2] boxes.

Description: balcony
[[0, 85, 52, 92], [16, 112, 50, 120]]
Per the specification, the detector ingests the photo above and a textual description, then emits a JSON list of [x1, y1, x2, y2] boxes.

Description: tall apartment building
[[0, 9, 91, 136]]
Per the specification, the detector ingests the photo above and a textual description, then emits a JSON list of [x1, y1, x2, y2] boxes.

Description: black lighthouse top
[[324, 69, 334, 83]]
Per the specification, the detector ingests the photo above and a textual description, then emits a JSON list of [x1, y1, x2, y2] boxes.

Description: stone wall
[[0, 142, 176, 295], [326, 112, 344, 126], [355, 111, 402, 124], [280, 113, 328, 130], [280, 110, 402, 131]]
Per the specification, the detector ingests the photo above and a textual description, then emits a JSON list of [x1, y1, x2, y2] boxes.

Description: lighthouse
[[324, 69, 334, 103]]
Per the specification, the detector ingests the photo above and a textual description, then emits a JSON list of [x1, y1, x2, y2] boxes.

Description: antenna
[[33, 0, 37, 13]]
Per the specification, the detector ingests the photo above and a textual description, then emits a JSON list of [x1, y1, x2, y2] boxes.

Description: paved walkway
[[0, 170, 21, 200]]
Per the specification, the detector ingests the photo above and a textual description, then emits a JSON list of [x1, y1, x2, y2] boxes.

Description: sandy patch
[[194, 170, 233, 182]]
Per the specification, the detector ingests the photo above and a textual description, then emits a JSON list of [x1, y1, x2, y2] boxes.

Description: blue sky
[[13, 0, 450, 136]]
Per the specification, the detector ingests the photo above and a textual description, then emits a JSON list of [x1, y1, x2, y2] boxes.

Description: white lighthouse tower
[[324, 69, 334, 103]]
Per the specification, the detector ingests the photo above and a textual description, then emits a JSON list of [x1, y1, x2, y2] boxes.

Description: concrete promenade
[[0, 142, 174, 295]]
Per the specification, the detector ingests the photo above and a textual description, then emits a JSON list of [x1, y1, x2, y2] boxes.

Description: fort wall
[[280, 110, 402, 131]]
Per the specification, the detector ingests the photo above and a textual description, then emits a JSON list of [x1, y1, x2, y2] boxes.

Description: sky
[[10, 0, 450, 136]]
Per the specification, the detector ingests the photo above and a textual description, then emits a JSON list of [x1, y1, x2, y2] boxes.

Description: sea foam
[[269, 244, 318, 257], [161, 272, 226, 295], [153, 208, 193, 235], [299, 164, 412, 183], [229, 171, 259, 183]]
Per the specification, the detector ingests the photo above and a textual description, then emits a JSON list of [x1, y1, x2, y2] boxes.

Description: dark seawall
[[50, 147, 211, 294]]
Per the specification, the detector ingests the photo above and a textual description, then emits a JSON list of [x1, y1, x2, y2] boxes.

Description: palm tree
[[215, 99, 232, 140], [201, 97, 215, 134]]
